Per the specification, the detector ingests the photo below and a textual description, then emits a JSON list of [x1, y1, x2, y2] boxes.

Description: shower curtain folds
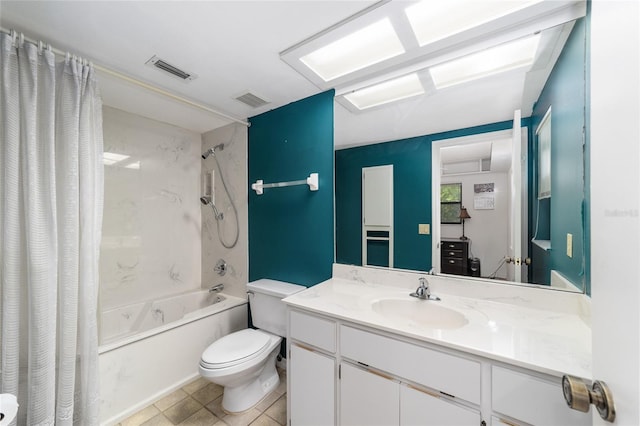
[[0, 32, 103, 425]]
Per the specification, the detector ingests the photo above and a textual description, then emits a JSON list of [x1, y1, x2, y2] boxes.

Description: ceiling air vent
[[234, 92, 269, 108], [145, 55, 197, 82]]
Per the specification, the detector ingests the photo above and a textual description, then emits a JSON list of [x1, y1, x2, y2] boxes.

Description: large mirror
[[334, 12, 588, 293]]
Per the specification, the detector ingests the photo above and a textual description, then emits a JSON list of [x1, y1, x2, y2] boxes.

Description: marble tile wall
[[100, 106, 202, 312], [201, 123, 248, 299]]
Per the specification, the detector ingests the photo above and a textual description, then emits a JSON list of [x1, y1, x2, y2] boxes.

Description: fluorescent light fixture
[[300, 18, 405, 82], [344, 73, 424, 110], [405, 0, 541, 47], [429, 34, 541, 89], [103, 152, 129, 165]]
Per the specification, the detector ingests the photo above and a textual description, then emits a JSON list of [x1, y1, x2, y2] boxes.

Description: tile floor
[[118, 369, 287, 426]]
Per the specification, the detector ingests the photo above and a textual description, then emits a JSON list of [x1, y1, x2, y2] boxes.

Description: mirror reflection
[[335, 17, 588, 293]]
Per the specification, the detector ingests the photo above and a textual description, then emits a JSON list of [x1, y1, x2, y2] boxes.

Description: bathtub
[[98, 290, 247, 425]]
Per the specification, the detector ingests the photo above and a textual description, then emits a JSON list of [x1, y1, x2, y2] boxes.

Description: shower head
[[201, 148, 214, 160], [201, 144, 224, 160], [200, 196, 223, 220]]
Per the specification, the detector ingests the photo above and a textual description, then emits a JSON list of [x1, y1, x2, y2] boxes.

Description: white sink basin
[[371, 298, 468, 330]]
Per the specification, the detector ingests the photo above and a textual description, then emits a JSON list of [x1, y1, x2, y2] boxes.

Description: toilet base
[[221, 351, 280, 413]]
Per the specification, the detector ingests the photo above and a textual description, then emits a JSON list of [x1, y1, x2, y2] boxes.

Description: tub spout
[[209, 284, 224, 293]]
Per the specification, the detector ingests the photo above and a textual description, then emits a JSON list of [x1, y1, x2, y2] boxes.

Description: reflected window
[[441, 183, 462, 224]]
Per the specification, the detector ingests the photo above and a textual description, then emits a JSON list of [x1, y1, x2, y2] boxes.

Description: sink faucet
[[410, 277, 440, 301]]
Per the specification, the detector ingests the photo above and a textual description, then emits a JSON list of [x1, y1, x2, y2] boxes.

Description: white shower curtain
[[0, 32, 103, 425]]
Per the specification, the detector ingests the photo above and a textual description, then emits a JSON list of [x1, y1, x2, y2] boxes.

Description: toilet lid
[[201, 329, 271, 369]]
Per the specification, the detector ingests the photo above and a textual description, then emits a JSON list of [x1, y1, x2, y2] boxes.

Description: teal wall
[[248, 91, 334, 287], [529, 17, 587, 291], [335, 120, 515, 272]]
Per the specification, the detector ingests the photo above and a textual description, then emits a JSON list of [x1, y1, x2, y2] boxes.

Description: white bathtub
[[98, 290, 247, 425]]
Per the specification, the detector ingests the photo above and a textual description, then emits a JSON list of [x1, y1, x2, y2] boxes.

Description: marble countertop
[[284, 276, 591, 379]]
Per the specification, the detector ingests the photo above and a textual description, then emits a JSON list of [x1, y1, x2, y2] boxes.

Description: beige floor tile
[[249, 414, 281, 426], [255, 389, 282, 413], [164, 397, 204, 424], [141, 413, 174, 426], [273, 378, 287, 398], [155, 388, 189, 412], [121, 405, 161, 426], [256, 371, 287, 412], [220, 408, 262, 426], [192, 382, 224, 406], [178, 407, 221, 426], [182, 377, 211, 395], [205, 395, 227, 420], [264, 395, 286, 425]]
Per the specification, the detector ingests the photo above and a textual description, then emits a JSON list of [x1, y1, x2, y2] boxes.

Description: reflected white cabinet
[[289, 343, 335, 426], [362, 165, 393, 268], [340, 362, 399, 426]]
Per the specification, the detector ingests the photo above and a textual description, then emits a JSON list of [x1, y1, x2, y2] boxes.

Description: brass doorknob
[[562, 375, 616, 422]]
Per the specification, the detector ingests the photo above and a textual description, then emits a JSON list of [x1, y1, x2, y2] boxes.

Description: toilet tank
[[247, 279, 306, 337]]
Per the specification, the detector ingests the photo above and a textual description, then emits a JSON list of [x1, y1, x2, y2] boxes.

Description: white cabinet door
[[340, 362, 400, 426], [290, 344, 335, 426], [400, 384, 480, 426]]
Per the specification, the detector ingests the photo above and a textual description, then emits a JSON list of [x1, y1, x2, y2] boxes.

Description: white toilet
[[199, 279, 305, 413]]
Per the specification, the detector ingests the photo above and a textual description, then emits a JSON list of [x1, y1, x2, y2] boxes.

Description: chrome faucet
[[410, 277, 440, 301], [209, 283, 224, 293]]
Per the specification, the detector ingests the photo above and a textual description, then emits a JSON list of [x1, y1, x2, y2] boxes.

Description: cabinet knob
[[562, 375, 616, 422]]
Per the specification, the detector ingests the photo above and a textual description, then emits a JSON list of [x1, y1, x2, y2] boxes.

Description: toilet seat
[[200, 329, 272, 370]]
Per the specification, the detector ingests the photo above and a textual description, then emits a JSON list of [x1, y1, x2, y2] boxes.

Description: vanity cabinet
[[287, 307, 589, 426]]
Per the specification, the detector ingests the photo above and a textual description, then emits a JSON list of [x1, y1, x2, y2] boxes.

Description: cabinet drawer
[[492, 366, 590, 426], [442, 257, 464, 267], [442, 241, 465, 250], [290, 310, 336, 353], [443, 249, 463, 258], [340, 325, 480, 404]]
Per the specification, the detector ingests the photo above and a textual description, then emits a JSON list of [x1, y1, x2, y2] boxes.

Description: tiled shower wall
[[201, 123, 248, 299], [100, 106, 202, 311]]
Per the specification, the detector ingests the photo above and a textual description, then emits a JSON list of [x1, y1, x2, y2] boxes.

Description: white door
[[590, 1, 640, 424], [506, 110, 523, 282]]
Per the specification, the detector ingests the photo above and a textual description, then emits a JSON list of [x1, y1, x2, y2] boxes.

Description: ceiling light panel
[[405, 0, 541, 47], [344, 73, 424, 110], [300, 18, 405, 82], [281, 0, 585, 94], [429, 34, 541, 89]]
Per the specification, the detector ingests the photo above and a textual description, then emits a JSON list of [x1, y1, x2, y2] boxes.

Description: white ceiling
[[0, 1, 581, 148]]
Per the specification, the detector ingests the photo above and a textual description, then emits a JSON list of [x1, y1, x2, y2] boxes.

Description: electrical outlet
[[566, 233, 573, 258], [418, 224, 430, 235]]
